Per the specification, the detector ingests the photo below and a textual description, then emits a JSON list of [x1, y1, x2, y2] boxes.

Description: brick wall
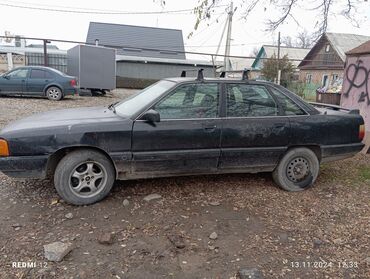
[[298, 69, 344, 86]]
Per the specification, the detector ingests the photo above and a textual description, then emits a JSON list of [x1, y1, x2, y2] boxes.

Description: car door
[[219, 83, 290, 171], [27, 69, 55, 95], [0, 68, 29, 94], [131, 82, 222, 177]]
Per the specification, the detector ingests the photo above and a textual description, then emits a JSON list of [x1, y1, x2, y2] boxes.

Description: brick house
[[298, 33, 370, 88]]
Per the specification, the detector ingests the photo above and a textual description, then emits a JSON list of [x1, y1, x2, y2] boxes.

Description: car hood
[[0, 106, 126, 136]]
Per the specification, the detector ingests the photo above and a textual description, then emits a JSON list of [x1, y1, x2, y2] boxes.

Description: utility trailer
[[67, 45, 116, 95]]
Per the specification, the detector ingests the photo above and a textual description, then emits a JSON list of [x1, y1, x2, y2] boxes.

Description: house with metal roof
[[297, 32, 370, 88], [251, 45, 310, 70], [86, 22, 218, 88], [86, 22, 186, 60]]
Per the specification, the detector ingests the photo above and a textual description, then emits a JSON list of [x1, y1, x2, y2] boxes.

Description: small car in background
[[0, 66, 78, 101]]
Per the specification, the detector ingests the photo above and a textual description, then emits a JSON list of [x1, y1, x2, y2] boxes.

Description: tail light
[[359, 124, 365, 140], [0, 139, 9, 157], [70, 79, 77, 87]]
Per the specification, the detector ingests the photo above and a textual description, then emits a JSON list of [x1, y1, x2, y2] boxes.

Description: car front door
[[219, 83, 290, 171], [27, 69, 55, 95], [0, 68, 28, 94], [131, 82, 222, 177]]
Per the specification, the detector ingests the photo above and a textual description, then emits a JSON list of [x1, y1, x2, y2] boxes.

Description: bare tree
[[160, 0, 364, 39], [250, 47, 260, 56], [281, 36, 294, 47], [296, 30, 313, 48]]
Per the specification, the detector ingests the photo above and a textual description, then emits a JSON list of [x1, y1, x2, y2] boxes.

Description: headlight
[[0, 139, 9, 157]]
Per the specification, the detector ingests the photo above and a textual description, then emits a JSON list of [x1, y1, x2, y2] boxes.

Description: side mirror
[[2, 75, 9, 79], [141, 109, 160, 123]]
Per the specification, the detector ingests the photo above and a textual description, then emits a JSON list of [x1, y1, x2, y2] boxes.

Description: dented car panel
[[0, 78, 366, 180]]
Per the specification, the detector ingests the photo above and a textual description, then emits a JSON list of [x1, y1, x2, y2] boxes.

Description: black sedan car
[[0, 66, 78, 100], [0, 73, 365, 205]]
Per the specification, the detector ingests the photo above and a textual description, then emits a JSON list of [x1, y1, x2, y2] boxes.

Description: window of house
[[325, 44, 330, 52], [331, 74, 339, 83], [322, 74, 329, 87], [305, 73, 312, 84]]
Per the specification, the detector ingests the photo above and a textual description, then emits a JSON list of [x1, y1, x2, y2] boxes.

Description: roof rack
[[219, 69, 250, 80], [180, 69, 204, 81]]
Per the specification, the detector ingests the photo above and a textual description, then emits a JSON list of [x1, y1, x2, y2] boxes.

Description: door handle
[[274, 123, 285, 128], [203, 125, 217, 132]]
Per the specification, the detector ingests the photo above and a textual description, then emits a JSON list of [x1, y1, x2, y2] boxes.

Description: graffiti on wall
[[343, 59, 370, 105]]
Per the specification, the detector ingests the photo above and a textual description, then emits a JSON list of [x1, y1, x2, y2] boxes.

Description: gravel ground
[[0, 91, 369, 279]]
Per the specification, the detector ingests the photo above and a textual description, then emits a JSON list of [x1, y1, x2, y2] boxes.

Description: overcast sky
[[0, 0, 369, 61]]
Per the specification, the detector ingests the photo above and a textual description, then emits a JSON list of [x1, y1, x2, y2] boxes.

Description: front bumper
[[321, 143, 365, 163], [0, 155, 48, 178]]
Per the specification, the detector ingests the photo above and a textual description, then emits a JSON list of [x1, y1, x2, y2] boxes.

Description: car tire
[[54, 149, 115, 205], [272, 147, 319, 192], [46, 86, 63, 101]]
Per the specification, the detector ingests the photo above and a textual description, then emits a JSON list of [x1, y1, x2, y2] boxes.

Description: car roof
[[165, 77, 271, 85]]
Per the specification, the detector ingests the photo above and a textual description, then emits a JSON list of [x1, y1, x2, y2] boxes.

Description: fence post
[[43, 39, 50, 66]]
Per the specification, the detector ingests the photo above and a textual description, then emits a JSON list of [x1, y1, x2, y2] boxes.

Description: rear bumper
[[321, 143, 364, 163], [0, 155, 48, 178], [64, 88, 79, 96]]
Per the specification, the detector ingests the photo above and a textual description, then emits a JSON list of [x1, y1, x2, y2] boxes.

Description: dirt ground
[[0, 91, 369, 279]]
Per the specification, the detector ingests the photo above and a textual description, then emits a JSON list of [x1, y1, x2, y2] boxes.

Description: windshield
[[114, 80, 176, 117]]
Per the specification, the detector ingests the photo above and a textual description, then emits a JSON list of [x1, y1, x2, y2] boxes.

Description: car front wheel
[[46, 86, 63, 101], [272, 147, 319, 191], [54, 150, 115, 205]]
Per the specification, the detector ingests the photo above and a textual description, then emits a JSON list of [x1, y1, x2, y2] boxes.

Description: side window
[[30, 69, 46, 79], [227, 84, 278, 117], [7, 69, 28, 79], [154, 83, 219, 119], [269, 87, 306, 116]]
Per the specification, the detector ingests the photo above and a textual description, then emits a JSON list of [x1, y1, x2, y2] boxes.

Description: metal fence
[[25, 52, 67, 73]]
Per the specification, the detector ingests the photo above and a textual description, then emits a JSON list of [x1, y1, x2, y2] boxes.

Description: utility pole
[[43, 39, 50, 66], [277, 31, 281, 85], [224, 1, 234, 71]]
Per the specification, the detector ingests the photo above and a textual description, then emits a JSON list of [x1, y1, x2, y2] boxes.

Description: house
[[86, 22, 218, 88], [298, 32, 370, 88], [341, 39, 370, 145], [252, 45, 310, 70]]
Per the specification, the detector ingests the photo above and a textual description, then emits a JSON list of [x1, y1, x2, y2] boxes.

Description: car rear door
[[219, 83, 290, 171], [27, 69, 55, 95], [131, 82, 222, 177], [0, 68, 29, 94]]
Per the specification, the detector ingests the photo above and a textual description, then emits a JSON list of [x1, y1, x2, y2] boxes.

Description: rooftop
[[86, 22, 186, 60], [346, 39, 370, 56]]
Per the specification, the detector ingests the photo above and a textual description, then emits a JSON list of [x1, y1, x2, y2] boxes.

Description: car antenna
[[196, 69, 204, 81]]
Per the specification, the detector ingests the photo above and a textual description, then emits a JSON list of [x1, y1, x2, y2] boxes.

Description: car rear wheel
[[272, 147, 319, 191], [46, 86, 63, 101], [54, 150, 115, 205]]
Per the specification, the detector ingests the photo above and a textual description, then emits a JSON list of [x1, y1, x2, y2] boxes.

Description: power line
[[0, 35, 336, 64], [0, 2, 197, 15]]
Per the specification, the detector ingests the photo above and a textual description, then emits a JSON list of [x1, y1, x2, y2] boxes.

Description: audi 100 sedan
[[0, 66, 78, 100], [0, 72, 365, 205]]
